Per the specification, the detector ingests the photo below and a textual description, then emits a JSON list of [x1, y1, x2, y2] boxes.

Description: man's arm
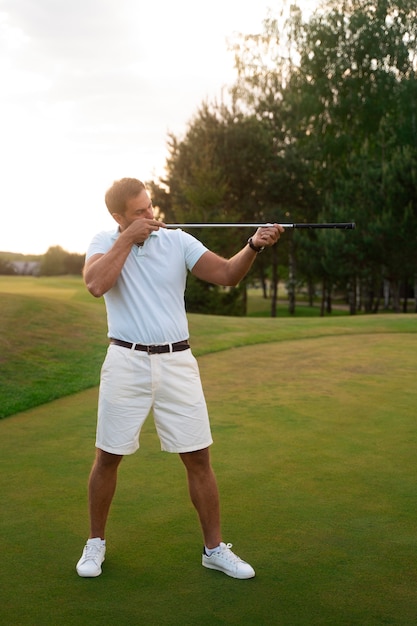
[[191, 225, 284, 287], [83, 218, 163, 297], [83, 245, 130, 298]]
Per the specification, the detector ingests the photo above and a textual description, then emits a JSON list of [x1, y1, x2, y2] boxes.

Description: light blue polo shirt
[[86, 227, 208, 344]]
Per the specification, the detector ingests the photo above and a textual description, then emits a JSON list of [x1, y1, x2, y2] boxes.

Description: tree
[[0, 258, 16, 275], [230, 0, 417, 313], [157, 1, 417, 315], [161, 102, 281, 315], [296, 0, 417, 312], [230, 4, 321, 314], [40, 246, 85, 276]]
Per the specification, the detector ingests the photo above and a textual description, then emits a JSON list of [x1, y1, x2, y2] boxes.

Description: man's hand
[[121, 218, 166, 246], [251, 224, 285, 250], [84, 219, 166, 297]]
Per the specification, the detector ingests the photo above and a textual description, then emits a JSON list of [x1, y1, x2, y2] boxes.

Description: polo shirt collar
[[110, 226, 161, 242]]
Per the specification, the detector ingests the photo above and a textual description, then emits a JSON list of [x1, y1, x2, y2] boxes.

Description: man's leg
[[179, 447, 221, 549], [180, 446, 255, 579], [88, 448, 124, 539], [76, 449, 123, 577]]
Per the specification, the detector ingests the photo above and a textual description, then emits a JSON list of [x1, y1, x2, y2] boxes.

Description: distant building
[[11, 261, 41, 276]]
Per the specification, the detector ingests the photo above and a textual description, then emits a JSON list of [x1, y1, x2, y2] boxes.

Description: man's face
[[114, 189, 154, 230]]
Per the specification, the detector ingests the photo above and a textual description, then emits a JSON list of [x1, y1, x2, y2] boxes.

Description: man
[[76, 177, 283, 579]]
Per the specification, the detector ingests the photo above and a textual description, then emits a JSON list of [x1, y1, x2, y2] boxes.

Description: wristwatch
[[247, 237, 265, 253]]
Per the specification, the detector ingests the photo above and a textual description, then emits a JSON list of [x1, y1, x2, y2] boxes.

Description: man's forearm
[[223, 243, 260, 286], [84, 237, 132, 297], [192, 226, 283, 287], [192, 242, 260, 287]]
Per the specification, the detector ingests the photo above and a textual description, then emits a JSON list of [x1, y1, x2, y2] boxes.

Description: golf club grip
[[293, 222, 355, 229]]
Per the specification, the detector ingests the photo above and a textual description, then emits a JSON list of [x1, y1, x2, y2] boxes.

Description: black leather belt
[[110, 338, 190, 355]]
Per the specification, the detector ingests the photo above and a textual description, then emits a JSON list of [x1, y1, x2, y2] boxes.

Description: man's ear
[[112, 212, 123, 225]]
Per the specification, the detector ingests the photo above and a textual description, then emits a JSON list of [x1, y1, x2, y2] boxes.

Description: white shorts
[[96, 344, 213, 454]]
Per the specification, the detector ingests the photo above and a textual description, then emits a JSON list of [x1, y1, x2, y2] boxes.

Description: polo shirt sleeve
[[180, 230, 209, 270], [86, 230, 115, 260]]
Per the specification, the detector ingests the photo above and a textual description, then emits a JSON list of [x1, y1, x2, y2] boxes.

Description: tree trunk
[[357, 279, 362, 312], [320, 278, 326, 317], [372, 298, 380, 313], [308, 277, 315, 306], [414, 275, 417, 313], [259, 265, 268, 299], [348, 275, 357, 315], [270, 244, 279, 318], [383, 279, 390, 310], [326, 285, 332, 314], [288, 235, 296, 315], [402, 278, 408, 313], [363, 278, 373, 313], [391, 279, 401, 312], [242, 279, 248, 315]]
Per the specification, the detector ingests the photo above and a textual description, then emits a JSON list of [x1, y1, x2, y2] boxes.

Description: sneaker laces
[[218, 543, 243, 563], [83, 541, 103, 563]]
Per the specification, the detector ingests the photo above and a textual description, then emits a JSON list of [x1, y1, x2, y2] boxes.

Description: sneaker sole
[[202, 560, 255, 579], [76, 567, 103, 578], [76, 557, 105, 578]]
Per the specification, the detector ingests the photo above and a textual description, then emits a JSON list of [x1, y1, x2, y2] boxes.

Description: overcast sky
[[0, 0, 319, 255]]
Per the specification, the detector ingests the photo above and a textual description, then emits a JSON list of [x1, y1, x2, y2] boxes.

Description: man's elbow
[[227, 276, 241, 288], [85, 279, 105, 298]]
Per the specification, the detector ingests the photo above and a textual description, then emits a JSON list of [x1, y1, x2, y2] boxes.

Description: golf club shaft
[[165, 222, 355, 230]]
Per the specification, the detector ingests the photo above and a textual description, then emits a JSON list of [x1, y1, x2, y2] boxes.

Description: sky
[[0, 0, 319, 255]]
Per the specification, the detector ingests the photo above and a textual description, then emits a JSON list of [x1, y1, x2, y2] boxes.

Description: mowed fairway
[[1, 324, 416, 625]]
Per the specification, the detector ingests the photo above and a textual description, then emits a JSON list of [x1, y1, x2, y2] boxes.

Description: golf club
[[165, 222, 355, 229]]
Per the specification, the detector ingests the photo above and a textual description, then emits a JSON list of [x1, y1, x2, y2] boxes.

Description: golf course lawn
[[1, 322, 416, 625]]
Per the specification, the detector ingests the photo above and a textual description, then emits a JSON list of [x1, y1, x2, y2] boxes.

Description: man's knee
[[94, 448, 124, 469], [179, 447, 211, 473]]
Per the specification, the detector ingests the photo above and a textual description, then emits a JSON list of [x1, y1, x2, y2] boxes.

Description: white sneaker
[[202, 542, 255, 579], [76, 538, 106, 577]]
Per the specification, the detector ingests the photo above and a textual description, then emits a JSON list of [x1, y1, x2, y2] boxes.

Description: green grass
[[0, 278, 108, 417], [1, 275, 415, 418], [1, 276, 417, 624], [246, 287, 349, 317]]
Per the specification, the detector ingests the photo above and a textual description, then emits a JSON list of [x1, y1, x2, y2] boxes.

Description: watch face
[[248, 237, 264, 253]]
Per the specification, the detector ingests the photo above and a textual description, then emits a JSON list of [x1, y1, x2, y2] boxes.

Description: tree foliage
[[40, 246, 85, 276], [153, 102, 285, 314], [294, 0, 417, 312], [0, 258, 16, 275], [153, 0, 417, 315]]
